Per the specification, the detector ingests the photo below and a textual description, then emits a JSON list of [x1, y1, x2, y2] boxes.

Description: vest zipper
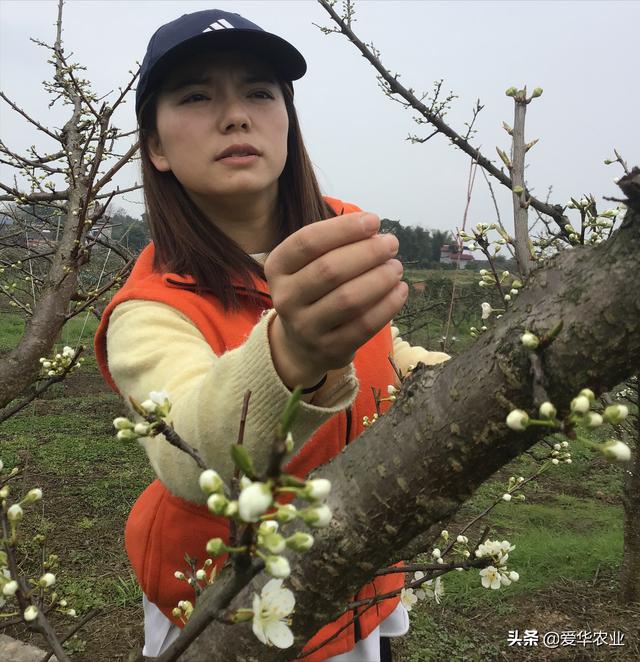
[[344, 406, 352, 447]]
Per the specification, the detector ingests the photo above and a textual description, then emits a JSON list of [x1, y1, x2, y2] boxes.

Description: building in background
[[439, 244, 475, 268]]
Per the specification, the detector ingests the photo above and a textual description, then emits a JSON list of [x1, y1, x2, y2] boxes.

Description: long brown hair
[[138, 79, 335, 310]]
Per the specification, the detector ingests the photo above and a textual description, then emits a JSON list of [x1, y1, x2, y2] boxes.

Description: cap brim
[[145, 29, 306, 95]]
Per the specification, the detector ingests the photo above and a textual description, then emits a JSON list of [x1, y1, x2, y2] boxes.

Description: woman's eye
[[181, 93, 208, 104], [251, 90, 274, 100]]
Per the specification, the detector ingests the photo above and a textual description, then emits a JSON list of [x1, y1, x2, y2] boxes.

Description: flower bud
[[601, 440, 631, 462], [2, 580, 18, 596], [579, 388, 596, 404], [134, 422, 151, 436], [206, 537, 226, 556], [570, 395, 590, 414], [585, 412, 603, 428], [302, 504, 332, 528], [38, 573, 56, 588], [113, 417, 133, 430], [508, 571, 520, 582], [196, 569, 206, 581], [502, 493, 512, 502], [506, 409, 529, 431], [284, 431, 294, 453], [456, 535, 468, 544], [286, 532, 315, 552], [7, 504, 23, 522], [238, 482, 273, 522], [275, 504, 297, 522], [23, 605, 38, 622], [265, 555, 291, 579], [531, 87, 543, 98], [224, 501, 239, 518], [505, 86, 518, 97], [432, 548, 441, 559], [199, 469, 223, 495], [258, 520, 279, 536], [206, 493, 227, 515], [521, 332, 539, 349], [174, 571, 185, 581], [539, 402, 556, 419], [305, 478, 331, 501], [23, 488, 43, 504], [441, 530, 449, 541], [262, 533, 286, 555], [116, 429, 137, 441], [139, 399, 157, 414], [603, 404, 628, 424]]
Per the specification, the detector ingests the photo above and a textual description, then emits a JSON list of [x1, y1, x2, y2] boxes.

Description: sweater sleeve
[[106, 300, 358, 502], [390, 325, 450, 375]]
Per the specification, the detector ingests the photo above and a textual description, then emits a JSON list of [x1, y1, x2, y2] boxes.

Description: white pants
[[142, 593, 409, 661]]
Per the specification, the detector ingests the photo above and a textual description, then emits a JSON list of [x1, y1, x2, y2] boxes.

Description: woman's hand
[[265, 212, 408, 389]]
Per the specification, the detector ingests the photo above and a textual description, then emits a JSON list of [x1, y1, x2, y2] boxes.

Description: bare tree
[[0, 0, 139, 413]]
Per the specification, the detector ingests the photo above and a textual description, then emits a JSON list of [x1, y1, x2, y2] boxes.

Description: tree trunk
[[619, 374, 639, 604], [157, 170, 640, 661]]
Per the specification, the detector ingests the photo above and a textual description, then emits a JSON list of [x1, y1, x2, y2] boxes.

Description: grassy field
[[1, 301, 638, 660]]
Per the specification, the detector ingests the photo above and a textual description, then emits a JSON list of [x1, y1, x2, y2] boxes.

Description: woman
[[95, 8, 448, 661]]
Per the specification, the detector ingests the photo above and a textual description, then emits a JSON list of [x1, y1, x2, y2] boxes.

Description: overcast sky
[[1, 0, 638, 239]]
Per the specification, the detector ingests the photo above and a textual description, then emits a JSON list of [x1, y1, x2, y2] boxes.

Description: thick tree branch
[[175, 170, 640, 661]]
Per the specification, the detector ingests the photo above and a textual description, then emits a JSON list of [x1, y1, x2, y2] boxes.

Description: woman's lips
[[217, 154, 260, 165]]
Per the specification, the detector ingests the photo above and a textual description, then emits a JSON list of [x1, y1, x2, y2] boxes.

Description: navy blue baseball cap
[[136, 9, 307, 115]]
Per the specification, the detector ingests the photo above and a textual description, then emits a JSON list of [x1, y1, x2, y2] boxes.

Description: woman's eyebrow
[[168, 73, 278, 92], [168, 75, 210, 92]]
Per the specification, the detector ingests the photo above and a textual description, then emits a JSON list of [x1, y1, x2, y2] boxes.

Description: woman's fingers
[[290, 232, 399, 306], [312, 280, 409, 368], [296, 258, 405, 335], [265, 212, 380, 278]]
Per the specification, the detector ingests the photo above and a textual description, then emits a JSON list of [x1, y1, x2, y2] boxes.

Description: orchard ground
[[0, 272, 638, 661]]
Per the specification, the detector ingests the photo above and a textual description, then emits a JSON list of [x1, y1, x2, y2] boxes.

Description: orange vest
[[94, 197, 403, 661]]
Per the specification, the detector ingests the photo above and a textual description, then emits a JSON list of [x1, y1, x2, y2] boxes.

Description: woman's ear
[[146, 133, 171, 173]]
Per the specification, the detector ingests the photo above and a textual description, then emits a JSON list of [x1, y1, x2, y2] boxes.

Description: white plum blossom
[[481, 302, 493, 320], [480, 565, 501, 589], [400, 588, 418, 611], [421, 575, 444, 604], [252, 579, 295, 649], [238, 482, 273, 522]]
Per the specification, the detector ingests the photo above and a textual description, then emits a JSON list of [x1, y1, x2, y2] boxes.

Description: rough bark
[[167, 170, 640, 661], [619, 375, 639, 604]]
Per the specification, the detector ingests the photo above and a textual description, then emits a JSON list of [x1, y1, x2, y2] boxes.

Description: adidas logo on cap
[[204, 18, 235, 31]]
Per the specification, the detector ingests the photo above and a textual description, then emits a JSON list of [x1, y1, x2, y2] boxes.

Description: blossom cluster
[[505, 384, 631, 462], [112, 390, 171, 441], [39, 345, 83, 377], [1, 460, 76, 621]]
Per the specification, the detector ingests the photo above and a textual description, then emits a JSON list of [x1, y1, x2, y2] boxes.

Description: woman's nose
[[220, 98, 251, 132]]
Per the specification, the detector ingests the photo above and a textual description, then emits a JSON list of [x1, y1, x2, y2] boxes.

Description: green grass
[[0, 311, 99, 352]]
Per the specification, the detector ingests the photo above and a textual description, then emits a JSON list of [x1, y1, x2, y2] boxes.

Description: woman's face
[[148, 51, 289, 206]]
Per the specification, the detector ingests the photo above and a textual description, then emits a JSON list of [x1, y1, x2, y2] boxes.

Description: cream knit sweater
[[106, 256, 449, 502]]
